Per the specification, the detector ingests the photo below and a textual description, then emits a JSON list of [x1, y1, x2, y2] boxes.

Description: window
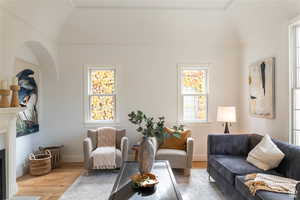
[[291, 25, 300, 145], [84, 66, 117, 123], [178, 64, 209, 123]]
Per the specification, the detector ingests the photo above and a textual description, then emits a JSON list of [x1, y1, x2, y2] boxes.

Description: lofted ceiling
[[70, 0, 235, 10]]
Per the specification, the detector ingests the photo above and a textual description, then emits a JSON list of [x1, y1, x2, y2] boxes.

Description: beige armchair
[[83, 129, 129, 170], [150, 136, 194, 175]]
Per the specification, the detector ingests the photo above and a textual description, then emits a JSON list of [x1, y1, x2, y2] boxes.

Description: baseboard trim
[[63, 154, 83, 162], [193, 154, 207, 161], [62, 153, 207, 162]]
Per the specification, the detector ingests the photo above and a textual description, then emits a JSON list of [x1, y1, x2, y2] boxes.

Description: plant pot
[[138, 137, 155, 174]]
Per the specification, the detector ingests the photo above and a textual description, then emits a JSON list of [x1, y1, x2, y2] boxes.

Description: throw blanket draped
[[245, 173, 299, 195], [92, 127, 116, 169]]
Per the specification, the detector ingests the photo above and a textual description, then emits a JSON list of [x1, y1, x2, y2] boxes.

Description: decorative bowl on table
[[131, 173, 159, 190]]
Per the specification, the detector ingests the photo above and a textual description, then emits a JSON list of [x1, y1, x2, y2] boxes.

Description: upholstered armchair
[[150, 136, 194, 175], [83, 129, 129, 170]]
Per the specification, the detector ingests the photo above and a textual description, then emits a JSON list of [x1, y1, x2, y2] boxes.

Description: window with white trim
[[85, 66, 117, 123], [292, 25, 300, 145], [178, 65, 209, 122]]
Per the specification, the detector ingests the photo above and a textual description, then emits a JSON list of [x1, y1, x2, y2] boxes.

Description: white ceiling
[[70, 0, 235, 10]]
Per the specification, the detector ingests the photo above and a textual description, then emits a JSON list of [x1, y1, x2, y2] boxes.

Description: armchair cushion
[[156, 149, 187, 169], [160, 128, 191, 150], [91, 149, 122, 168]]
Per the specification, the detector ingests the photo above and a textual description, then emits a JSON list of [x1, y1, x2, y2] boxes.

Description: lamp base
[[224, 122, 230, 134]]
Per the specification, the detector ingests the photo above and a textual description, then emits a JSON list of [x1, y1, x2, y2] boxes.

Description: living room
[[0, 0, 299, 200]]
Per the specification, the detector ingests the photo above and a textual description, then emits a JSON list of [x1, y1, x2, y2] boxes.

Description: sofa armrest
[[83, 137, 93, 169], [207, 134, 250, 157], [186, 137, 194, 169], [121, 136, 129, 162]]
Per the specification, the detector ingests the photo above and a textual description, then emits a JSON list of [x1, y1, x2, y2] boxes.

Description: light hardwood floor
[[16, 161, 207, 200]]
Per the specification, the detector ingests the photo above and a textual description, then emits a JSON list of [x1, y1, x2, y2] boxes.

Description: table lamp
[[217, 106, 236, 134]]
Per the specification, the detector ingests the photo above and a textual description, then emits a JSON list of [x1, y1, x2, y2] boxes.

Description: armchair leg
[[184, 169, 191, 176]]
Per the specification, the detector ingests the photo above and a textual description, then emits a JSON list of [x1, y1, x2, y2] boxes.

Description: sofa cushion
[[235, 175, 261, 200], [235, 176, 295, 200], [209, 155, 263, 185], [160, 128, 191, 150], [247, 135, 285, 171], [156, 149, 187, 168]]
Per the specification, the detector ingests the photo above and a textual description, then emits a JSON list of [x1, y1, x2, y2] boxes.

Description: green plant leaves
[[128, 110, 184, 140]]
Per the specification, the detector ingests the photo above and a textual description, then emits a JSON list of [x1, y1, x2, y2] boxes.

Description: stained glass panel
[[90, 96, 115, 121], [91, 70, 115, 94]]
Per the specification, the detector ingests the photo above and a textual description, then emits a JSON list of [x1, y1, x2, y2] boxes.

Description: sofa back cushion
[[208, 134, 250, 156], [273, 139, 300, 180], [248, 134, 263, 151]]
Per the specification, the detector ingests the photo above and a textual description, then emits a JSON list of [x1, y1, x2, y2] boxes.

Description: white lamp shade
[[217, 106, 236, 122]]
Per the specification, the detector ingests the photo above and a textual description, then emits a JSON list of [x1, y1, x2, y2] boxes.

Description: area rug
[[59, 169, 225, 200], [12, 196, 40, 200]]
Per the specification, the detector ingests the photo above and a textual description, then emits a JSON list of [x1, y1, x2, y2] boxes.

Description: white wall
[[229, 2, 300, 141], [56, 9, 241, 161], [2, 0, 299, 169], [0, 7, 4, 78], [0, 8, 6, 152], [0, 1, 72, 177], [15, 46, 41, 177]]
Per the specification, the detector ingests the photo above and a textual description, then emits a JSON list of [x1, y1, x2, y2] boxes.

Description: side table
[[131, 144, 139, 161]]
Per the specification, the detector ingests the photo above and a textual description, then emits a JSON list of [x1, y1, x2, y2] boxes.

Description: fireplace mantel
[[0, 107, 26, 199]]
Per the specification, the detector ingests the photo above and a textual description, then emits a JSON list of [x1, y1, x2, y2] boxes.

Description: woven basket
[[29, 150, 52, 176], [39, 145, 63, 169]]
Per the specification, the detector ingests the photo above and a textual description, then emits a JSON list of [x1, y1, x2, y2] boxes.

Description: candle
[[12, 77, 18, 86]]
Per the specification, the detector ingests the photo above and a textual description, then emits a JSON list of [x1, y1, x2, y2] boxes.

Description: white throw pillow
[[247, 134, 285, 171]]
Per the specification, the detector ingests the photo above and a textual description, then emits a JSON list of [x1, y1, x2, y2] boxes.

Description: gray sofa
[[207, 134, 300, 200], [150, 136, 194, 175], [83, 129, 129, 170]]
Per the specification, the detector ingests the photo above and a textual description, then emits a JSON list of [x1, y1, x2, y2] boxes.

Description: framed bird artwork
[[15, 59, 40, 137]]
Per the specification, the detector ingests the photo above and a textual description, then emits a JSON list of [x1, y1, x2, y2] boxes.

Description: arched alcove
[[22, 41, 58, 79], [14, 40, 57, 178]]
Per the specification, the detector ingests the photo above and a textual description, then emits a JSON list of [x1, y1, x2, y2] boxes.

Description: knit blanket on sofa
[[245, 173, 299, 195], [91, 127, 116, 169]]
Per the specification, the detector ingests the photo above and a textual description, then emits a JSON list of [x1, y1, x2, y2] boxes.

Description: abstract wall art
[[249, 57, 275, 119]]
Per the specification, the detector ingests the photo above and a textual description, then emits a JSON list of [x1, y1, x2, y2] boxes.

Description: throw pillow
[[97, 127, 116, 147], [247, 134, 285, 171], [160, 127, 191, 150]]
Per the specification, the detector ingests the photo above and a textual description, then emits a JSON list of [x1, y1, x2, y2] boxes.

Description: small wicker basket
[[29, 150, 52, 176], [39, 145, 63, 169]]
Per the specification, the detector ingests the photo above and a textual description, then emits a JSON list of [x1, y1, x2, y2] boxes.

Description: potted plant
[[128, 110, 183, 174]]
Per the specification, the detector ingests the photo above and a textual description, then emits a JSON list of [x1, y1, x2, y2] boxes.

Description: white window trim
[[83, 65, 120, 127], [177, 63, 210, 124], [289, 18, 300, 144]]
